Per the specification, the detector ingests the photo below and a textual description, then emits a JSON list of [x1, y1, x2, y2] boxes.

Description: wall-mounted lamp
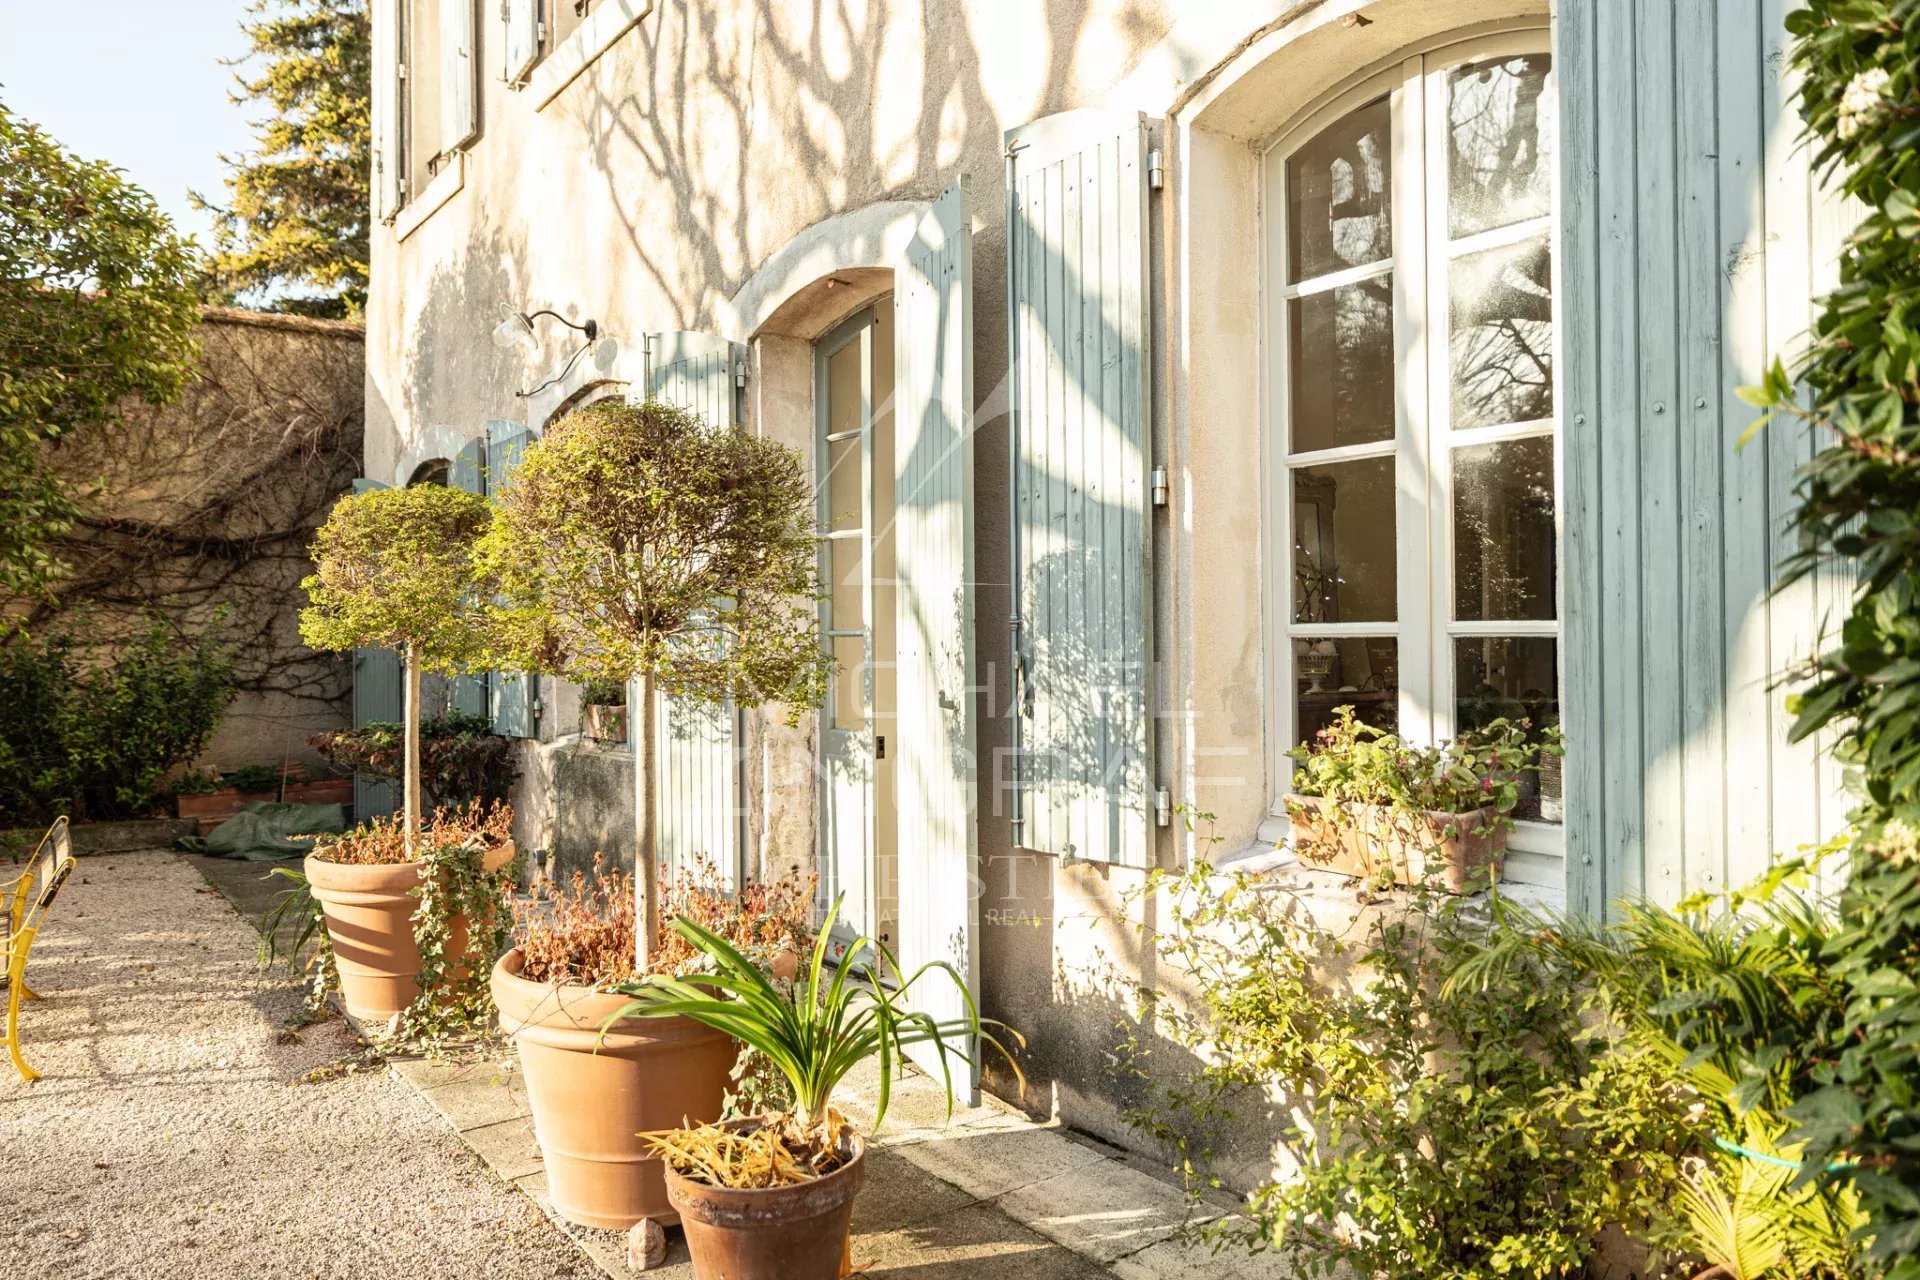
[[495, 306, 601, 398]]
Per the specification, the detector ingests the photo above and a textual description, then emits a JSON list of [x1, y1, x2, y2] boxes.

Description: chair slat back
[[19, 816, 72, 936]]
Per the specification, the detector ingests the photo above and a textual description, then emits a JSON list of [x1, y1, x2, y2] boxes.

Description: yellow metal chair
[[2, 816, 74, 1082]]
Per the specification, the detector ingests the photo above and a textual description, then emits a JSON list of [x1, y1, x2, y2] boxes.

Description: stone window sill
[[393, 151, 465, 242], [532, 0, 654, 110]]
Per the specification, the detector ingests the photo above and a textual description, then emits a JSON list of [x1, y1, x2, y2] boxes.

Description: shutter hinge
[[537, 20, 547, 42], [397, 60, 407, 80], [1151, 466, 1169, 507], [735, 358, 748, 389], [1155, 788, 1172, 828], [1147, 149, 1165, 191]]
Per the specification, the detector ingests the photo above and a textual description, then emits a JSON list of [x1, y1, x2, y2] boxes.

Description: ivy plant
[[478, 399, 831, 966], [299, 484, 493, 855], [1739, 4, 1920, 1272]]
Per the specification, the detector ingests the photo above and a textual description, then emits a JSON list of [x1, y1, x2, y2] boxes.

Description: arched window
[[406, 457, 450, 487], [1269, 33, 1561, 833]]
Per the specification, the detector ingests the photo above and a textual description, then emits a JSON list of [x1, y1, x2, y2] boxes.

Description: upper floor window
[[1268, 35, 1562, 835]]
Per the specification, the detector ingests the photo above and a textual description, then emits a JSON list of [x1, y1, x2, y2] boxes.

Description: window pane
[[826, 339, 863, 433], [831, 634, 865, 730], [1453, 435, 1556, 622], [1450, 235, 1553, 429], [1286, 96, 1392, 282], [828, 537, 862, 629], [1447, 55, 1554, 239], [1292, 457, 1396, 623], [1454, 637, 1561, 823], [1288, 279, 1395, 452], [1294, 637, 1398, 746], [826, 436, 861, 531]]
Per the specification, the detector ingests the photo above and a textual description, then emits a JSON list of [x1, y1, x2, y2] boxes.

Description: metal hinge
[[1155, 788, 1172, 827], [1151, 466, 1169, 507], [397, 60, 407, 80], [1147, 149, 1165, 191], [735, 358, 748, 389]]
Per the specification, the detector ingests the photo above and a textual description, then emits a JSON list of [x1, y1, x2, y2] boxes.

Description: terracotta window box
[[1284, 793, 1506, 894], [175, 777, 355, 828]]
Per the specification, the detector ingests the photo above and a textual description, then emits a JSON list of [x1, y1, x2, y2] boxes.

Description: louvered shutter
[[1005, 109, 1155, 867], [447, 437, 489, 719], [893, 180, 979, 1094], [643, 332, 744, 428], [350, 478, 401, 821], [371, 0, 402, 220], [638, 334, 746, 887], [502, 0, 538, 85], [440, 0, 477, 153], [485, 420, 537, 738]]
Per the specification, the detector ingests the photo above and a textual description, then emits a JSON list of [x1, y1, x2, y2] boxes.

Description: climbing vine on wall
[[1741, 3, 1920, 1272]]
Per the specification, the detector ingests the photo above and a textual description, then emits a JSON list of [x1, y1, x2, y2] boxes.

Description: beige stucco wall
[[367, 0, 1550, 1164]]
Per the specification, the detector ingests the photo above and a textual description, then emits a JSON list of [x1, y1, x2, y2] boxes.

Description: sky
[[0, 1, 259, 250]]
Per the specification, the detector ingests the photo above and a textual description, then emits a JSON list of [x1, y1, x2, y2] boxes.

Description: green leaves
[[477, 399, 833, 716], [193, 0, 369, 317], [300, 484, 494, 673], [611, 895, 1022, 1132], [0, 98, 202, 605]]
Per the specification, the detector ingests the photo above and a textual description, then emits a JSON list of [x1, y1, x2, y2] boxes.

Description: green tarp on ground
[[175, 802, 347, 860]]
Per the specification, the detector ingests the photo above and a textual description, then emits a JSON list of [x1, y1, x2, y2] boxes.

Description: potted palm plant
[[612, 898, 1024, 1280]]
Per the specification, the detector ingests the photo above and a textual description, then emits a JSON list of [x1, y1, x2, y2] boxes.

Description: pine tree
[[195, 0, 369, 319]]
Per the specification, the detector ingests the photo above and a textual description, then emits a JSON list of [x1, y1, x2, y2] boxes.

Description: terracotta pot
[[492, 948, 738, 1230], [306, 842, 516, 1021], [1286, 795, 1505, 893], [665, 1123, 866, 1280]]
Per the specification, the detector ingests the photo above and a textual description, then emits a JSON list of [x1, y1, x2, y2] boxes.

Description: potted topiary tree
[[479, 398, 832, 1239], [297, 484, 515, 1023]]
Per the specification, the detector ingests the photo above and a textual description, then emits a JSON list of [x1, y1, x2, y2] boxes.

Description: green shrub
[[1120, 855, 1697, 1280], [308, 712, 517, 811], [579, 677, 627, 708], [0, 621, 234, 823]]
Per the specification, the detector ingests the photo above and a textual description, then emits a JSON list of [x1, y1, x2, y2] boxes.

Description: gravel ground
[[0, 851, 589, 1280]]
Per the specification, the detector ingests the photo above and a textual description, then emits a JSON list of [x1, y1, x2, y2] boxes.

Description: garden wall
[[15, 306, 364, 774]]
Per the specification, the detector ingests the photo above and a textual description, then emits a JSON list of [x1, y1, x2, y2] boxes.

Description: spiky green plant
[[611, 896, 1023, 1131]]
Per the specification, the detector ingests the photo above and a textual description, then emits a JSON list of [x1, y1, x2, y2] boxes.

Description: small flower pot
[[1285, 794, 1505, 893], [581, 703, 627, 742], [664, 1121, 866, 1280], [491, 948, 738, 1230], [306, 842, 516, 1021]]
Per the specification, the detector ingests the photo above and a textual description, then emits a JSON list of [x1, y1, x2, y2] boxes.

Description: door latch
[[875, 735, 887, 760]]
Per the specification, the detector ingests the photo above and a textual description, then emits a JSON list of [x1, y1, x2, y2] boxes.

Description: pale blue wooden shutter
[[485, 420, 537, 738], [639, 334, 746, 887], [371, 0, 402, 219], [439, 0, 477, 153], [501, 0, 538, 85], [894, 180, 980, 1094], [349, 478, 400, 821], [644, 332, 744, 428], [1005, 109, 1155, 867], [447, 437, 489, 719]]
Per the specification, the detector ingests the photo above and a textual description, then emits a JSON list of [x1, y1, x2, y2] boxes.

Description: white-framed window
[[1265, 31, 1563, 858]]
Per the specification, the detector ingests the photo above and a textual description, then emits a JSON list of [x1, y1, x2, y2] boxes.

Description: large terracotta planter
[[1286, 794, 1505, 893], [665, 1124, 866, 1280], [582, 703, 627, 742], [306, 842, 516, 1021], [492, 948, 739, 1231]]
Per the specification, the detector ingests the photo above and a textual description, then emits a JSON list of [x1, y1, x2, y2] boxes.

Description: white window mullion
[[1395, 53, 1437, 747], [1422, 55, 1461, 746]]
